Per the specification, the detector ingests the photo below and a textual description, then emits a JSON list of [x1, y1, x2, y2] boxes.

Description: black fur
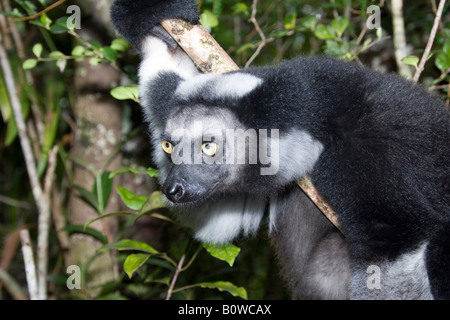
[[237, 57, 450, 260], [110, 0, 199, 50], [426, 221, 450, 299]]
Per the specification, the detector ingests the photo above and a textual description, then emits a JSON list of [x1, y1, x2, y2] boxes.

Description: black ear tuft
[[110, 0, 199, 50]]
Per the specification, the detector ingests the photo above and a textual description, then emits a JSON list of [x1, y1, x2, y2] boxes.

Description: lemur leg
[[271, 186, 350, 299]]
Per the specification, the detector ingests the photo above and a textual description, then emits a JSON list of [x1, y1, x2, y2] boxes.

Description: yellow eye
[[202, 142, 218, 157], [162, 141, 173, 154]]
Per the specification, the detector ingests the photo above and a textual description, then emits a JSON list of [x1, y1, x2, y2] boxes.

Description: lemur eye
[[162, 141, 173, 154], [202, 142, 218, 157]]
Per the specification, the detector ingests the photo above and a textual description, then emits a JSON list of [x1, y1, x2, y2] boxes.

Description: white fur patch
[[173, 195, 267, 244], [138, 36, 199, 87], [269, 195, 278, 233], [175, 72, 263, 101], [277, 130, 324, 183]]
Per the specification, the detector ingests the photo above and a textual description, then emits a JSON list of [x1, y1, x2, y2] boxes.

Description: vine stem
[[166, 253, 186, 300]]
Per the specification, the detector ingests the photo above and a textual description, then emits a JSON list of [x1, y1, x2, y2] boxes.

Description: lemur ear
[[175, 72, 264, 101], [111, 0, 199, 50], [140, 72, 183, 125]]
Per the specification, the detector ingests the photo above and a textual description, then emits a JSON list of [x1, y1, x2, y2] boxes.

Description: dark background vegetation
[[0, 0, 449, 300]]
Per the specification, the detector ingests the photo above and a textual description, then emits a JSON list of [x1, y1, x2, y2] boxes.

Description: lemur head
[[158, 104, 280, 204], [146, 72, 324, 205]]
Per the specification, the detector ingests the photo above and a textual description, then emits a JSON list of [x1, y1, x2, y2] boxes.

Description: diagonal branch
[[413, 0, 447, 83], [246, 0, 267, 68], [12, 0, 67, 22]]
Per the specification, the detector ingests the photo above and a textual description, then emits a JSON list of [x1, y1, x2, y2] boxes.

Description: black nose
[[164, 183, 185, 203]]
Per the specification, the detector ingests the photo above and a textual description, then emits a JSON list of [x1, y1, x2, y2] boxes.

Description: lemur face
[[159, 106, 244, 203]]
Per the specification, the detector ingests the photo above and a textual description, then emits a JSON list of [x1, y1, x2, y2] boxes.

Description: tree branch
[[391, 0, 413, 79], [0, 266, 28, 300], [246, 0, 267, 68], [165, 252, 186, 300], [0, 33, 42, 203], [413, 0, 447, 83], [12, 0, 67, 22], [20, 229, 38, 300], [37, 146, 58, 300], [160, 19, 239, 73], [0, 30, 57, 300]]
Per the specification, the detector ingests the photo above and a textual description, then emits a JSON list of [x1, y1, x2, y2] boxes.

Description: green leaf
[[139, 191, 167, 214], [124, 253, 151, 278], [94, 171, 113, 214], [5, 118, 18, 147], [0, 73, 11, 121], [43, 105, 60, 151], [102, 46, 118, 63], [98, 293, 129, 300], [435, 52, 450, 72], [314, 24, 335, 40], [49, 51, 65, 59], [89, 57, 102, 66], [36, 105, 61, 177], [50, 17, 69, 34], [402, 55, 420, 69], [100, 239, 158, 254], [40, 13, 52, 29], [109, 166, 142, 178], [146, 167, 159, 178], [110, 85, 140, 102], [376, 27, 383, 40], [56, 59, 67, 73], [270, 29, 291, 39], [200, 10, 219, 29], [232, 3, 249, 15], [110, 38, 130, 52], [198, 281, 247, 300], [74, 185, 99, 212], [84, 211, 137, 230], [109, 166, 158, 179], [71, 45, 86, 57], [284, 12, 297, 30], [362, 38, 373, 51], [443, 39, 450, 55], [331, 17, 349, 38], [87, 40, 102, 50], [116, 186, 148, 211], [203, 243, 241, 267], [62, 225, 108, 244], [23, 59, 38, 70], [301, 16, 317, 30], [236, 42, 256, 54], [32, 43, 43, 58]]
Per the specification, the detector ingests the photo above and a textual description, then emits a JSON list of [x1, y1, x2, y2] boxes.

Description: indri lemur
[[111, 0, 450, 299]]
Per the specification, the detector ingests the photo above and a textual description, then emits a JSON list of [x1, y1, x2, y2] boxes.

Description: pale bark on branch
[[391, 0, 413, 79], [412, 0, 447, 83], [0, 32, 57, 300]]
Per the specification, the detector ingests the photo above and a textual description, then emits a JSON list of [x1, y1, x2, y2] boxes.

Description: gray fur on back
[[350, 243, 433, 300], [270, 186, 350, 299]]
